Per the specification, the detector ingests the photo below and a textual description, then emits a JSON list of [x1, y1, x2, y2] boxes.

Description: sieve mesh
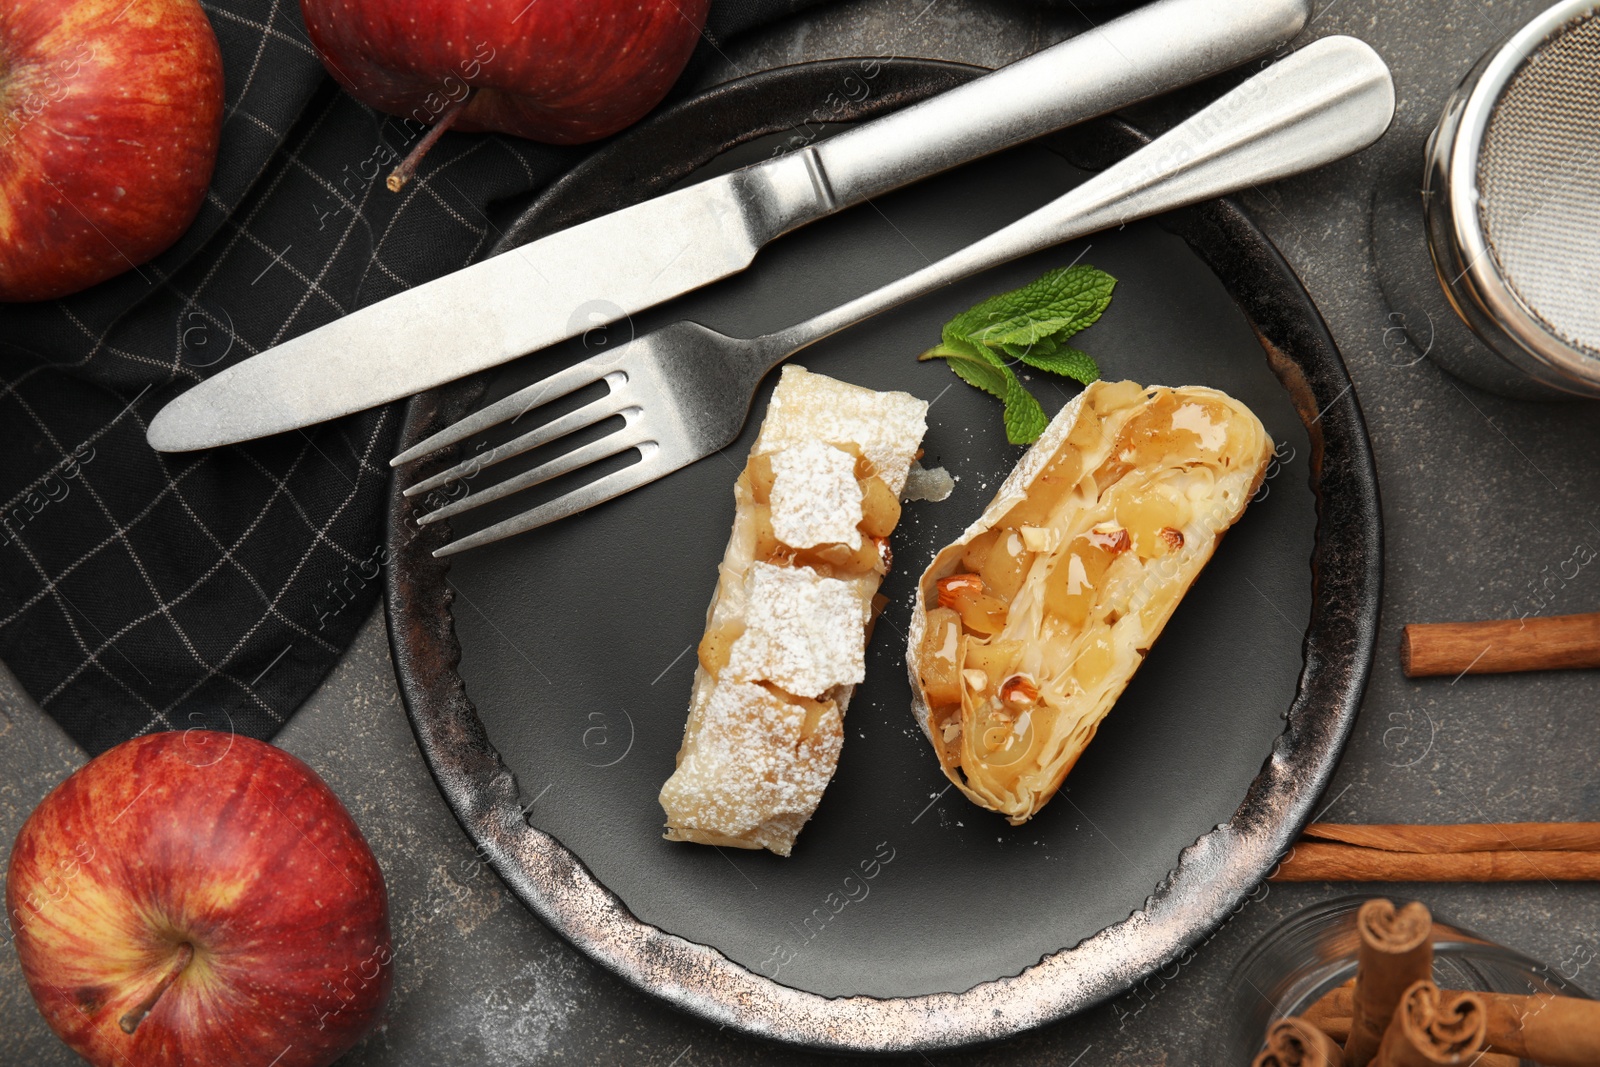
[[1477, 10, 1600, 358]]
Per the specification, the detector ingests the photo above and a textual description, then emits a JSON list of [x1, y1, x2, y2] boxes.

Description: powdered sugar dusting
[[754, 365, 928, 494], [770, 439, 862, 549], [726, 563, 865, 696], [658, 681, 843, 857]]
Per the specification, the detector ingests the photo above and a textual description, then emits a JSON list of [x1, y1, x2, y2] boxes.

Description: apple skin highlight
[[299, 0, 711, 146], [0, 0, 224, 301], [6, 731, 392, 1067]]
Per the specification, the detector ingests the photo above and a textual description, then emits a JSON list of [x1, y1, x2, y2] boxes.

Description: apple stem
[[388, 90, 477, 193], [118, 942, 194, 1035]]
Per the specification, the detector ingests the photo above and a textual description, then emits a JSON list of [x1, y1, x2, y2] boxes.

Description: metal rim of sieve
[[1424, 0, 1600, 395]]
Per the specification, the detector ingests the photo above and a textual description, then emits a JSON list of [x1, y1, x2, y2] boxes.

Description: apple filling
[[694, 448, 900, 680], [909, 380, 1273, 824], [747, 446, 898, 578]]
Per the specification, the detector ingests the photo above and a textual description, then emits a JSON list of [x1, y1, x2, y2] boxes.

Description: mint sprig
[[919, 264, 1116, 444]]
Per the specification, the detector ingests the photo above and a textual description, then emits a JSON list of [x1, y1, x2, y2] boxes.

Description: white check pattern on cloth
[[0, 0, 581, 753]]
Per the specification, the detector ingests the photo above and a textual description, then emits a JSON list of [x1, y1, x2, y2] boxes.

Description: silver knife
[[146, 0, 1310, 452]]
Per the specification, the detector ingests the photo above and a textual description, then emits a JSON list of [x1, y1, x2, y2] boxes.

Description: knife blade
[[146, 0, 1311, 452], [148, 178, 759, 451]]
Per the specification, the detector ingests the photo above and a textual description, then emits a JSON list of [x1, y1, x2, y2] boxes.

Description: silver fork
[[394, 36, 1393, 558]]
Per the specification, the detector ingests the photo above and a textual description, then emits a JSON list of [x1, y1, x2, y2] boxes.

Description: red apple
[[300, 0, 710, 174], [6, 731, 392, 1067], [0, 0, 224, 302]]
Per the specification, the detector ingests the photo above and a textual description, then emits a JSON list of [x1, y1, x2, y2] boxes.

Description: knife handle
[[798, 0, 1310, 214]]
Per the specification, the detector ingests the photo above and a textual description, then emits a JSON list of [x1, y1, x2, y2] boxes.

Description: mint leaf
[[966, 343, 1048, 445], [947, 265, 1116, 349], [948, 356, 1008, 398], [999, 369, 1048, 444], [919, 336, 1007, 397], [921, 337, 1048, 443], [1007, 340, 1101, 384], [920, 262, 1117, 446]]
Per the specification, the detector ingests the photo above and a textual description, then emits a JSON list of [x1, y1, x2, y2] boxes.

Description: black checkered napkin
[[0, 0, 830, 754]]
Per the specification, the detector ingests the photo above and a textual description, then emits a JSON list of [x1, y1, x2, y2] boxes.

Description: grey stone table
[[5, 1, 1600, 1063]]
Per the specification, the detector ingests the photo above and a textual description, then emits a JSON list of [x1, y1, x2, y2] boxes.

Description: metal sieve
[[1423, 0, 1600, 396]]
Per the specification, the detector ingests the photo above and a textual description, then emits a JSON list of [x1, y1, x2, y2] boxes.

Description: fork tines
[[419, 443, 673, 558], [392, 350, 650, 554]]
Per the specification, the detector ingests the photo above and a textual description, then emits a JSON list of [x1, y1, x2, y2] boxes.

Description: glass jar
[[1221, 895, 1590, 1065]]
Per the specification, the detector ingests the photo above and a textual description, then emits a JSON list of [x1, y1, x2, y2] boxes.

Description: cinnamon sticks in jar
[[1307, 987, 1600, 1066], [1344, 900, 1433, 1065], [1250, 899, 1600, 1067], [1251, 1016, 1344, 1066], [1477, 991, 1600, 1064], [1370, 981, 1512, 1067]]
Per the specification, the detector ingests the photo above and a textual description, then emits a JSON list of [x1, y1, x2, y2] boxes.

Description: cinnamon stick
[[1372, 981, 1490, 1066], [1345, 900, 1434, 1066], [1252, 1016, 1343, 1067], [1302, 980, 1353, 1042], [1273, 843, 1600, 882], [1308, 985, 1600, 1066], [1477, 991, 1600, 1066], [1304, 822, 1600, 854], [1401, 612, 1600, 677]]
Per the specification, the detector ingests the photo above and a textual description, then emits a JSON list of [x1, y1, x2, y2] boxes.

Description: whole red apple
[[300, 0, 710, 148], [6, 731, 392, 1067], [0, 0, 224, 302]]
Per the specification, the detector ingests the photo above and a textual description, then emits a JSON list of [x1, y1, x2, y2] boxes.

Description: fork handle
[[766, 36, 1394, 356], [802, 0, 1310, 212]]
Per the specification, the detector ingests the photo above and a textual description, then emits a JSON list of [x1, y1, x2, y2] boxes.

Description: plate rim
[[383, 56, 1383, 1054]]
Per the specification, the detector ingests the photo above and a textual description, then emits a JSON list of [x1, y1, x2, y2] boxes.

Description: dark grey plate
[[384, 58, 1381, 1053]]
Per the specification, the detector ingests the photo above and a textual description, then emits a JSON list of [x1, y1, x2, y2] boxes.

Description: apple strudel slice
[[907, 380, 1273, 825], [659, 365, 928, 856]]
